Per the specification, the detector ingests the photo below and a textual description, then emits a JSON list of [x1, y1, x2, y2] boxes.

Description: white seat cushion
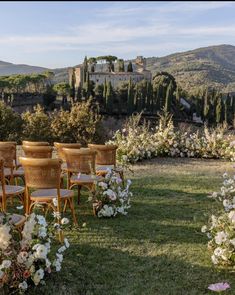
[[31, 189, 74, 199], [0, 185, 25, 196]]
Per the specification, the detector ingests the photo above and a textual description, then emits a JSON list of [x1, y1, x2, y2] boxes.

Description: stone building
[[68, 56, 152, 89]]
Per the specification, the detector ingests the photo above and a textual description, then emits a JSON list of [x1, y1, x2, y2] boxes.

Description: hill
[[0, 60, 48, 76], [146, 44, 235, 94], [1, 44, 235, 93]]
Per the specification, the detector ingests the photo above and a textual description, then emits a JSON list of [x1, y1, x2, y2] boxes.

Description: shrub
[[51, 100, 102, 145], [0, 101, 23, 142], [21, 104, 52, 142]]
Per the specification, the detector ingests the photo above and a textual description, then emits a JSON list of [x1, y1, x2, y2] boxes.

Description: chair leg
[[63, 199, 68, 213], [68, 197, 78, 225], [77, 186, 81, 205]]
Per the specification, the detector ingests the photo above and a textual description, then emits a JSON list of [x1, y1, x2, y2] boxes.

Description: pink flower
[[208, 282, 230, 292]]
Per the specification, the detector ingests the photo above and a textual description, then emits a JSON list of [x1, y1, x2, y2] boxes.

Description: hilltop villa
[[68, 56, 152, 89]]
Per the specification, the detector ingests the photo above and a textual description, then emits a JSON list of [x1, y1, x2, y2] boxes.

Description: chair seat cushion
[[31, 189, 74, 200], [0, 213, 25, 226], [70, 174, 102, 184], [0, 185, 25, 196]]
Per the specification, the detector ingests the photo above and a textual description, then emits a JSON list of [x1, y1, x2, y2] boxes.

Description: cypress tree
[[82, 56, 88, 85], [203, 88, 209, 121], [118, 59, 125, 72], [146, 81, 152, 112], [103, 79, 107, 101], [127, 62, 133, 72], [70, 68, 76, 102], [106, 81, 113, 114], [216, 95, 222, 124], [165, 81, 173, 113], [127, 78, 134, 115]]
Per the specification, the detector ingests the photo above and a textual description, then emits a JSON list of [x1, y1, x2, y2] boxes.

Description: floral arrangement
[[107, 113, 235, 166], [202, 172, 235, 267], [90, 169, 132, 218], [0, 212, 70, 293]]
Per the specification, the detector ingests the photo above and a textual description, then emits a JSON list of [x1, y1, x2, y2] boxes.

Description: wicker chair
[[19, 157, 77, 224], [54, 143, 82, 162], [63, 148, 101, 204], [23, 145, 53, 158], [0, 144, 25, 185], [0, 141, 21, 168], [0, 158, 25, 214], [88, 144, 123, 179], [22, 141, 50, 146]]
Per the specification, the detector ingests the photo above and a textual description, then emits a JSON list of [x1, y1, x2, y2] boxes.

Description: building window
[[97, 79, 99, 82]]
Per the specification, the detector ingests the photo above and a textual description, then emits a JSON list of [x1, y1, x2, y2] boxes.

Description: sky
[[0, 1, 235, 69]]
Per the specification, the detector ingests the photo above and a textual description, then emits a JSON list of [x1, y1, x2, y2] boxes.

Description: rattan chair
[[88, 144, 123, 179], [0, 144, 25, 185], [22, 141, 50, 146], [0, 141, 21, 168], [54, 142, 82, 162], [0, 158, 25, 213], [23, 145, 53, 158], [63, 148, 101, 204], [19, 157, 77, 224]]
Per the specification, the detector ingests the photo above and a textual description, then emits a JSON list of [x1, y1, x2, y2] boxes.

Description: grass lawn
[[26, 157, 235, 295]]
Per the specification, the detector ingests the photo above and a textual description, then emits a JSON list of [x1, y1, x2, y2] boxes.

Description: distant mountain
[[145, 44, 235, 94], [0, 60, 48, 76], [2, 44, 235, 93]]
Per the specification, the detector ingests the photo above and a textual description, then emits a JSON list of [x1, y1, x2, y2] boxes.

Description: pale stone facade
[[69, 56, 152, 89]]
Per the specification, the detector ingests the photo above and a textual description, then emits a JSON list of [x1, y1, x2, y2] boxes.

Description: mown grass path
[[31, 158, 235, 295]]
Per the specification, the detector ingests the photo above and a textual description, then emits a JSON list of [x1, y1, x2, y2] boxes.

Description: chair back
[[0, 159, 6, 211], [54, 142, 81, 161], [0, 142, 17, 166], [19, 157, 62, 189], [0, 144, 15, 169], [23, 145, 53, 158], [63, 148, 96, 174], [88, 144, 117, 166], [22, 141, 49, 146]]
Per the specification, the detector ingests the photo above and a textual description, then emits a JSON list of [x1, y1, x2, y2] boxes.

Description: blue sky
[[0, 1, 235, 68]]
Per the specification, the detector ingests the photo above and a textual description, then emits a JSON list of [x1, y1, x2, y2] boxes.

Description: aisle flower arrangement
[[108, 113, 235, 166], [0, 213, 69, 293], [202, 172, 235, 267], [91, 169, 132, 218]]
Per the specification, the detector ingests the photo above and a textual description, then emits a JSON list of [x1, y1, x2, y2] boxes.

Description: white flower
[[211, 254, 219, 264], [64, 238, 70, 249], [201, 225, 207, 233], [103, 189, 117, 201], [0, 260, 11, 269], [215, 231, 228, 245], [0, 224, 11, 251], [52, 198, 58, 207], [56, 253, 63, 263], [230, 238, 235, 247], [33, 269, 44, 285], [53, 211, 61, 219], [33, 244, 48, 260], [36, 215, 47, 227], [53, 259, 61, 272], [98, 182, 108, 189], [223, 172, 228, 179], [58, 246, 66, 253], [214, 247, 224, 257], [228, 211, 235, 223], [16, 205, 24, 210], [61, 218, 69, 225], [19, 281, 28, 290]]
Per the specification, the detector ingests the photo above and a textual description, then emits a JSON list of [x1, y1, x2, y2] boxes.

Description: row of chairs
[[0, 141, 121, 225]]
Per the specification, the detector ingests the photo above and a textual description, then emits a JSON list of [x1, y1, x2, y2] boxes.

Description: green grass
[[25, 158, 235, 294]]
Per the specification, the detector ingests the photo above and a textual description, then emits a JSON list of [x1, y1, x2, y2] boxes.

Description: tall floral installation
[[0, 208, 70, 293], [91, 169, 132, 218], [108, 113, 235, 167], [202, 172, 235, 268]]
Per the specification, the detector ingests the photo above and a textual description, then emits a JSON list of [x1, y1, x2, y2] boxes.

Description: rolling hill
[[146, 44, 235, 94], [0, 60, 48, 76], [1, 44, 235, 93]]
